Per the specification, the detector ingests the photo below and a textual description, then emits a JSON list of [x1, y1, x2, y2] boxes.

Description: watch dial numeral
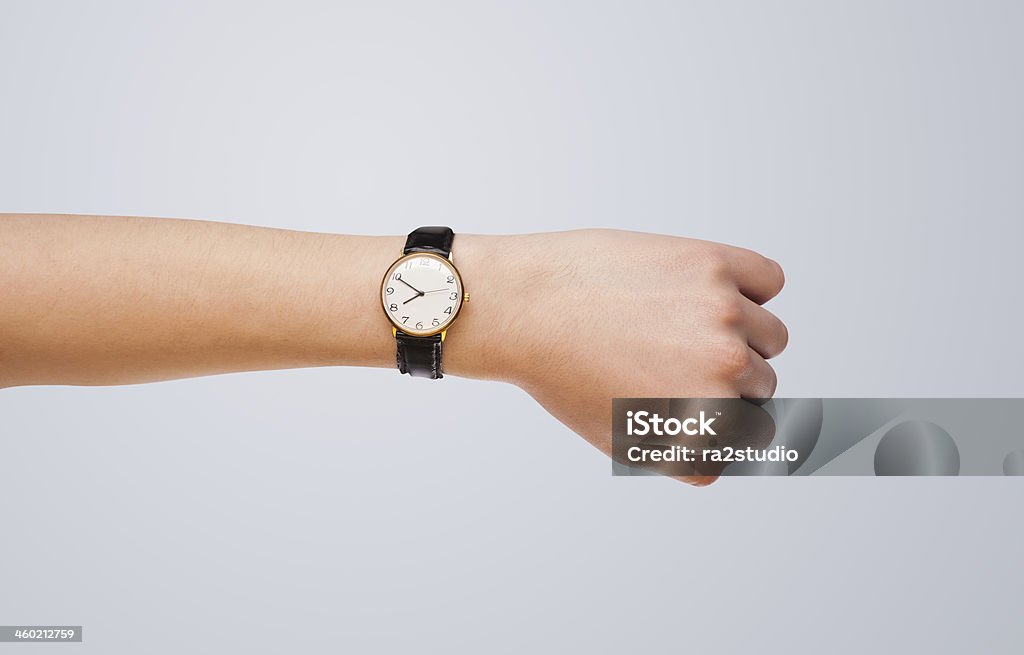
[[384, 254, 462, 334]]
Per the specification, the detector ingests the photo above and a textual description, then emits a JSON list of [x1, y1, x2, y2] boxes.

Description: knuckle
[[701, 248, 730, 279], [710, 293, 743, 326], [713, 338, 750, 377]]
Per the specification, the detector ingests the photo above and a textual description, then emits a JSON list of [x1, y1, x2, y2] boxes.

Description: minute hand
[[403, 287, 452, 304]]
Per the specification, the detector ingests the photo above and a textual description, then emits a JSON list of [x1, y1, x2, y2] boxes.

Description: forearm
[[0, 213, 788, 484], [0, 214, 503, 387]]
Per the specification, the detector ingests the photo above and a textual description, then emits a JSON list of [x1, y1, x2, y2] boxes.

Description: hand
[[449, 229, 788, 485]]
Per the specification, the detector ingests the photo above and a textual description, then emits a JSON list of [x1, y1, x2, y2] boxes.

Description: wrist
[[366, 230, 549, 384], [441, 233, 535, 383]]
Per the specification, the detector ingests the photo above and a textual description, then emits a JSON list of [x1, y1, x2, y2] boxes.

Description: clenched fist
[[448, 229, 788, 482]]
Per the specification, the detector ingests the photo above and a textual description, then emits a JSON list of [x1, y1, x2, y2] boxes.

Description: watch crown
[[463, 292, 470, 303]]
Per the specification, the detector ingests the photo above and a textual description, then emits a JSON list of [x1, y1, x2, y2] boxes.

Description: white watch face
[[381, 252, 464, 336]]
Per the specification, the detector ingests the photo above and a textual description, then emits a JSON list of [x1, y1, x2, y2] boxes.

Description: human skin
[[0, 214, 787, 484]]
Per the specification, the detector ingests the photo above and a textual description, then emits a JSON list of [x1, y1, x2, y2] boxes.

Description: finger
[[726, 248, 785, 305], [741, 298, 789, 359], [738, 348, 778, 401], [675, 475, 719, 487]]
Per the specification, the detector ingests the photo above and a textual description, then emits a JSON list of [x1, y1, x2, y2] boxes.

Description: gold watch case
[[380, 250, 467, 338]]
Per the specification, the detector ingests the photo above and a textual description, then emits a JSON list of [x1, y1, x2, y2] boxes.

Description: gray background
[[1, 0, 1022, 652]]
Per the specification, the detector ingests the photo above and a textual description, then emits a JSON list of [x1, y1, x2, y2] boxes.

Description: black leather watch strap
[[394, 226, 454, 380], [403, 226, 454, 258], [395, 331, 444, 379]]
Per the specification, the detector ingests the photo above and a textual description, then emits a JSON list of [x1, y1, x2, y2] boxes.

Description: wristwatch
[[380, 227, 469, 379]]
